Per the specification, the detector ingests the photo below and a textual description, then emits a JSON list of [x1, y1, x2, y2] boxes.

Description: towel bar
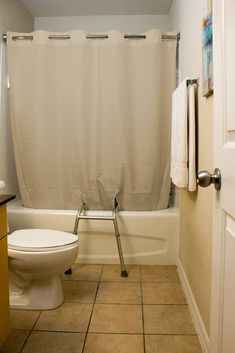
[[187, 79, 198, 85]]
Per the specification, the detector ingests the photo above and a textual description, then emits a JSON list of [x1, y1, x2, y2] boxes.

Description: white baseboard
[[177, 259, 209, 353]]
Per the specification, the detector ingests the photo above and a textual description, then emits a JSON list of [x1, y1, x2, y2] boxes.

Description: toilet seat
[[8, 229, 78, 252]]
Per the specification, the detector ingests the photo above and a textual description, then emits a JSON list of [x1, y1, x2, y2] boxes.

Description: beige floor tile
[[0, 330, 30, 353], [142, 282, 187, 304], [144, 305, 196, 334], [63, 281, 98, 303], [96, 282, 141, 304], [62, 264, 102, 282], [100, 265, 140, 282], [145, 335, 203, 353], [10, 310, 41, 329], [84, 333, 144, 353], [141, 266, 179, 283], [21, 331, 85, 353], [89, 304, 143, 333], [34, 303, 93, 332]]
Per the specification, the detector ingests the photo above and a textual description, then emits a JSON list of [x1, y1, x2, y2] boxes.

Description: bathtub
[[8, 201, 179, 265]]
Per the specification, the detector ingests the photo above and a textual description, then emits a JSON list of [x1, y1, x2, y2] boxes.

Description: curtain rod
[[2, 32, 180, 42]]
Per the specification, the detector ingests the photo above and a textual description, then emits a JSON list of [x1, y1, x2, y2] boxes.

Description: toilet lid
[[8, 229, 78, 251]]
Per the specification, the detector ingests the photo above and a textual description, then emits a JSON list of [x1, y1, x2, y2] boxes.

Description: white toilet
[[8, 229, 79, 310]]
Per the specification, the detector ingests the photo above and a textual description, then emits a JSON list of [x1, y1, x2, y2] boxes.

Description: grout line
[[81, 275, 101, 353], [141, 281, 181, 283], [142, 303, 188, 306], [89, 302, 141, 305], [144, 333, 199, 336], [63, 280, 102, 282], [94, 301, 142, 305], [140, 266, 146, 353], [26, 328, 87, 334], [16, 330, 31, 353], [99, 281, 141, 283], [18, 328, 199, 336], [62, 280, 99, 283], [98, 264, 103, 281], [80, 332, 145, 336], [19, 311, 42, 353], [79, 302, 188, 306], [83, 330, 144, 335], [63, 280, 181, 284], [26, 329, 147, 335], [31, 311, 42, 331], [99, 280, 180, 283]]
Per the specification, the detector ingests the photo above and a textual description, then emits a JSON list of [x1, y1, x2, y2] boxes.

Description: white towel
[[170, 79, 197, 191], [188, 84, 197, 191]]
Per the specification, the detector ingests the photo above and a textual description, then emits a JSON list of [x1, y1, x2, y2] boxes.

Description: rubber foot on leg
[[121, 270, 128, 277], [64, 268, 72, 275]]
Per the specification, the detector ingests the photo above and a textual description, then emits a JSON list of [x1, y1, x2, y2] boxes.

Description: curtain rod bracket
[[161, 33, 180, 41]]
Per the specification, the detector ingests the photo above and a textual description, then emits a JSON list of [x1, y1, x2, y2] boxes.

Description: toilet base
[[10, 275, 64, 310]]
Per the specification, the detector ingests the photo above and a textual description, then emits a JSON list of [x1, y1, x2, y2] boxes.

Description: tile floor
[[1, 264, 203, 353]]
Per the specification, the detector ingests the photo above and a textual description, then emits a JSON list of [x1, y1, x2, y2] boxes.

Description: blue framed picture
[[202, 0, 213, 97]]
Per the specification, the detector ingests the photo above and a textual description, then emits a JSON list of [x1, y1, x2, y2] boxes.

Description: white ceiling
[[21, 0, 173, 17]]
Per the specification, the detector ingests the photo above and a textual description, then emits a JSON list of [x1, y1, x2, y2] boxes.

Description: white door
[[210, 0, 235, 352]]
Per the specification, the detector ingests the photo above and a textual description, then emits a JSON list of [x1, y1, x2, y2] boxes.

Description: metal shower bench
[[65, 198, 128, 277]]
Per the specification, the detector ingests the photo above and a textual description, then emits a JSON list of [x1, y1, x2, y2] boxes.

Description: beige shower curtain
[[7, 29, 176, 211]]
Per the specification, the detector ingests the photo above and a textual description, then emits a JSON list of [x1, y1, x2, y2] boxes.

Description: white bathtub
[[8, 201, 179, 265]]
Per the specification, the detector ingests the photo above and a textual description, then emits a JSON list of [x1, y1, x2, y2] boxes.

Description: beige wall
[[0, 0, 33, 34], [170, 0, 213, 335], [35, 15, 170, 32], [0, 0, 34, 196]]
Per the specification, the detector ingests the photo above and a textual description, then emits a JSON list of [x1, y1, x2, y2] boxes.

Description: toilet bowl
[[8, 229, 79, 310]]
